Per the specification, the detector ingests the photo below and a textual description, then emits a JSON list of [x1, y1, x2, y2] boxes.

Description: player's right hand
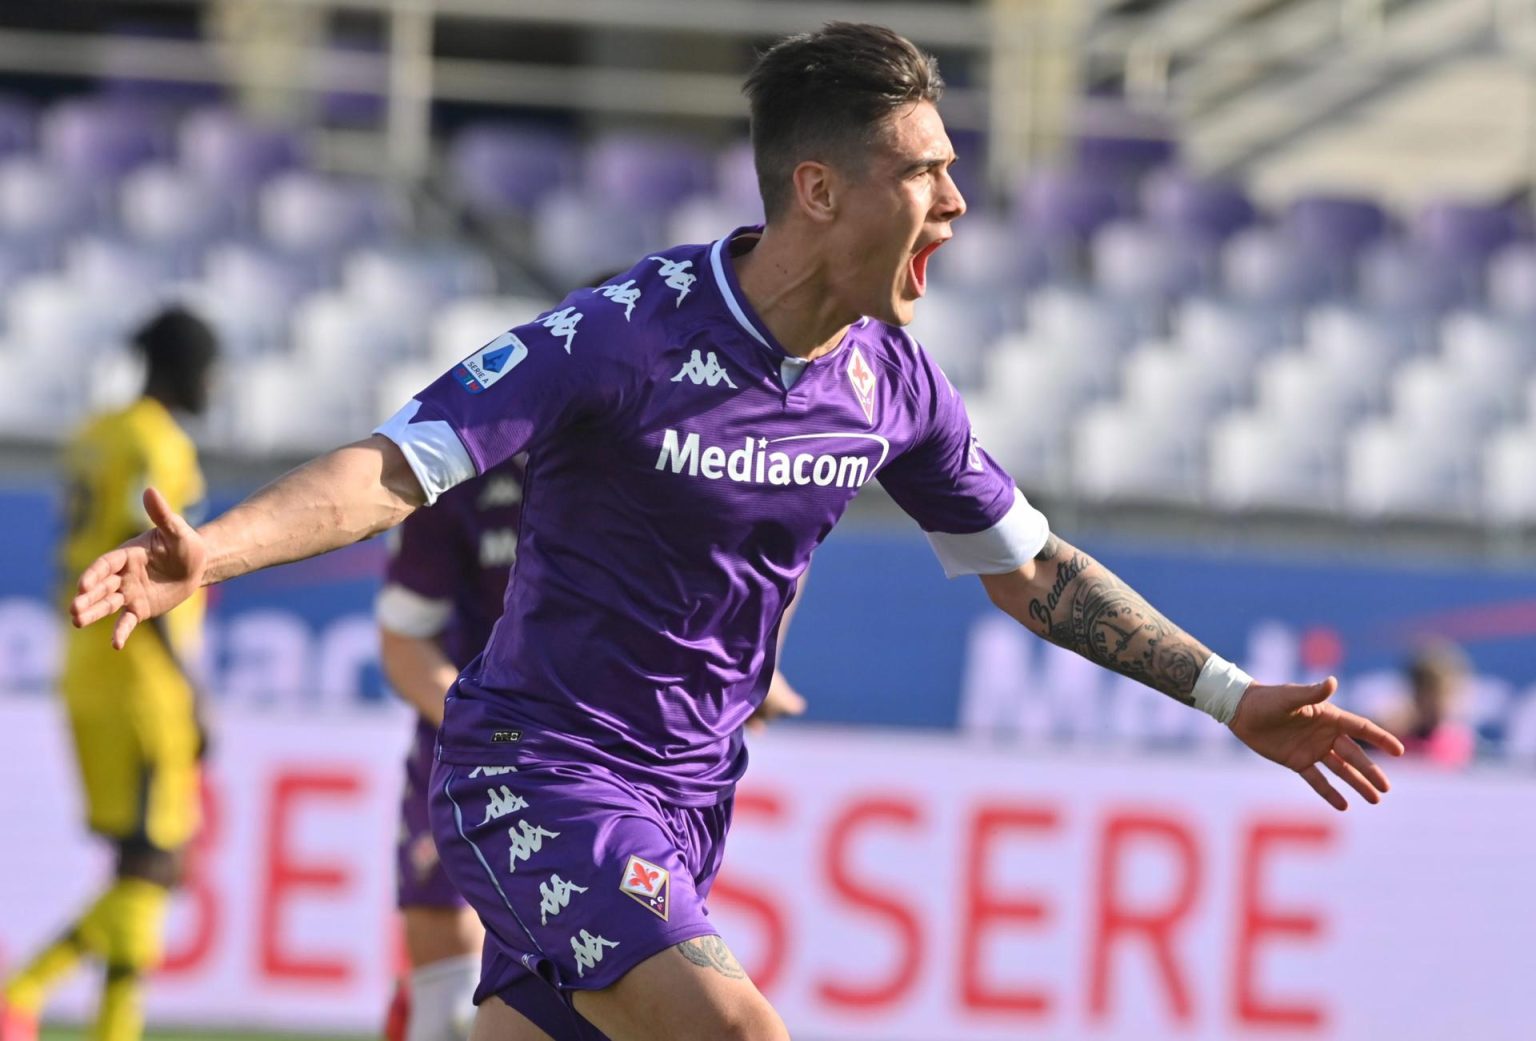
[[71, 486, 207, 649]]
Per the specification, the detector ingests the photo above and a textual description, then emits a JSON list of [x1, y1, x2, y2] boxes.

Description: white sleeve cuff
[[375, 583, 453, 638], [374, 399, 477, 506], [925, 488, 1051, 578]]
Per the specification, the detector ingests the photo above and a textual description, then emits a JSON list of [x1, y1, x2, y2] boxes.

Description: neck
[[733, 222, 857, 360]]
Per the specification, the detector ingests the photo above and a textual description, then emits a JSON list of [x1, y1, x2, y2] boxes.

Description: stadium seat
[[40, 96, 168, 182], [61, 236, 174, 330], [1482, 425, 1536, 523], [230, 354, 368, 455], [1440, 310, 1534, 391], [1343, 418, 1479, 518], [0, 95, 35, 158], [291, 290, 414, 378], [1069, 400, 1204, 503], [1252, 350, 1373, 436], [1207, 410, 1341, 511], [713, 138, 763, 218], [1284, 193, 1388, 260], [584, 131, 714, 211], [1119, 341, 1244, 422], [178, 107, 301, 191], [1015, 165, 1125, 242], [1024, 285, 1137, 356], [120, 163, 235, 251], [533, 188, 664, 287], [1221, 225, 1333, 306], [0, 156, 93, 245], [259, 171, 394, 256], [1091, 220, 1205, 305], [5, 273, 116, 354], [374, 360, 449, 426], [666, 194, 762, 250], [1414, 199, 1523, 267], [1140, 166, 1256, 243], [1357, 238, 1472, 315], [341, 246, 496, 338], [1388, 357, 1511, 444], [448, 122, 578, 216], [904, 285, 1009, 389], [1174, 296, 1287, 370], [1486, 244, 1536, 319], [1305, 304, 1418, 397], [428, 295, 552, 370]]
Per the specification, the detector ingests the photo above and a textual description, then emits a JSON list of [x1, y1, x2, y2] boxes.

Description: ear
[[790, 159, 838, 224]]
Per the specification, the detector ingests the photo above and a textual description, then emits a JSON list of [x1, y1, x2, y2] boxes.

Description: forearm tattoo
[[1026, 538, 1207, 705], [678, 935, 746, 980]]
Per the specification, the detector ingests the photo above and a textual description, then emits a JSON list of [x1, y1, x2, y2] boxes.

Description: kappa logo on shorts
[[570, 930, 619, 978], [480, 784, 529, 826], [468, 765, 517, 778], [618, 854, 670, 921], [538, 874, 588, 925]]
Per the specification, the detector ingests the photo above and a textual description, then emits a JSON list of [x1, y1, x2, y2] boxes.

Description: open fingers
[[1340, 710, 1406, 757], [71, 575, 124, 628], [77, 548, 128, 595], [1334, 735, 1391, 794], [1298, 764, 1347, 812], [112, 610, 140, 650], [1323, 749, 1382, 805]]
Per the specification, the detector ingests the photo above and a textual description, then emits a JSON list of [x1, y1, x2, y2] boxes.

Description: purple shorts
[[429, 752, 732, 1039], [396, 719, 469, 910]]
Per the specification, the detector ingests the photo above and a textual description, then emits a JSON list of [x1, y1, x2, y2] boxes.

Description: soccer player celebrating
[[69, 24, 1403, 1041], [377, 457, 805, 1041], [3, 308, 218, 1041]]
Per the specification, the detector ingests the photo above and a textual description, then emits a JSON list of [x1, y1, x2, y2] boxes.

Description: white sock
[[407, 953, 482, 1041]]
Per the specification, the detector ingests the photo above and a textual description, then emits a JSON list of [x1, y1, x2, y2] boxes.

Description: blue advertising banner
[[3, 478, 1534, 762]]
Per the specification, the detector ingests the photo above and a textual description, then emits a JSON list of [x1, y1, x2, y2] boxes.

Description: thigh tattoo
[[677, 936, 746, 980]]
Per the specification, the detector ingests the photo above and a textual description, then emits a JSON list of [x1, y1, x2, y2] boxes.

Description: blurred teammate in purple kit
[[71, 23, 1405, 1041]]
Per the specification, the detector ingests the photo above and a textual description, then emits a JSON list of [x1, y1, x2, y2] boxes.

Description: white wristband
[[1192, 654, 1252, 725]]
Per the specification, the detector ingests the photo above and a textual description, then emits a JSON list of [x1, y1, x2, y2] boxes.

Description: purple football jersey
[[377, 227, 1048, 807]]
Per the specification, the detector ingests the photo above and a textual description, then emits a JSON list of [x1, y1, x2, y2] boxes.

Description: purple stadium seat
[[930, 215, 1049, 293], [1071, 102, 1178, 181], [41, 97, 168, 181], [259, 171, 396, 256], [1414, 200, 1523, 265], [1221, 226, 1335, 306], [1357, 238, 1469, 315], [1284, 194, 1387, 260], [121, 163, 235, 249], [715, 139, 762, 218], [1141, 167, 1256, 243], [585, 132, 714, 211], [1487, 244, 1536, 318], [1015, 165, 1125, 242], [0, 97, 35, 158], [179, 108, 302, 191], [449, 123, 578, 216], [1091, 220, 1205, 303]]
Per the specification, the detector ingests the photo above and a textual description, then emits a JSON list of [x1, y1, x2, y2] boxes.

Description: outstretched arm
[[981, 533, 1404, 810], [72, 435, 426, 647]]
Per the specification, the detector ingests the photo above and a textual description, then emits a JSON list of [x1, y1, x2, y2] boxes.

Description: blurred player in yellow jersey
[[1, 307, 219, 1041]]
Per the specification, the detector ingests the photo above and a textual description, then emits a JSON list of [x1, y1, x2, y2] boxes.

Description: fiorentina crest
[[618, 854, 670, 920], [846, 345, 877, 425]]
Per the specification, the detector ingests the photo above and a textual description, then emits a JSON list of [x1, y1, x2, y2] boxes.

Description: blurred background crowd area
[[3, 0, 1536, 529]]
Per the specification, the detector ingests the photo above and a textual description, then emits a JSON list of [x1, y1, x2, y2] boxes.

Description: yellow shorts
[[62, 667, 203, 852]]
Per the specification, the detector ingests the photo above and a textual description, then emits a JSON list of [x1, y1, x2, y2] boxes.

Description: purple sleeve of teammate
[[384, 488, 469, 602]]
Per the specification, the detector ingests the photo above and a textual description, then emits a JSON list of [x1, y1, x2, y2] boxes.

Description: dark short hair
[[133, 305, 218, 382], [743, 22, 944, 220]]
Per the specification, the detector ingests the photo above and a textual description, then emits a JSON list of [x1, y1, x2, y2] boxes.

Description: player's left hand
[[1228, 676, 1405, 811], [747, 670, 807, 732]]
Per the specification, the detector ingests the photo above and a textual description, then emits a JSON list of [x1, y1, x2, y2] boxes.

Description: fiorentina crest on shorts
[[846, 345, 877, 425], [619, 854, 670, 920]]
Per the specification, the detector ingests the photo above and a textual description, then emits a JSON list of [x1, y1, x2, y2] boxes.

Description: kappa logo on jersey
[[479, 527, 519, 568], [480, 784, 529, 825], [618, 854, 670, 920], [507, 819, 560, 873], [538, 874, 588, 925], [570, 930, 619, 978], [655, 430, 890, 490], [847, 345, 877, 425], [467, 765, 517, 778], [649, 256, 696, 305], [597, 279, 642, 320], [477, 476, 522, 508], [538, 306, 583, 353], [454, 331, 528, 395], [672, 350, 737, 389], [967, 432, 985, 472]]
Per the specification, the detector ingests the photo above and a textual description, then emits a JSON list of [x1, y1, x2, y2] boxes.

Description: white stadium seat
[[1207, 410, 1341, 511], [1483, 425, 1536, 524], [429, 296, 552, 371], [1343, 418, 1479, 519], [1069, 400, 1204, 503]]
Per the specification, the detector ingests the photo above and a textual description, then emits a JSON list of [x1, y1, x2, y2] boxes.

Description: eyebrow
[[900, 154, 956, 176]]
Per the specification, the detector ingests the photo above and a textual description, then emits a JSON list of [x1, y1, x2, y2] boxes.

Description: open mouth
[[910, 239, 945, 294]]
